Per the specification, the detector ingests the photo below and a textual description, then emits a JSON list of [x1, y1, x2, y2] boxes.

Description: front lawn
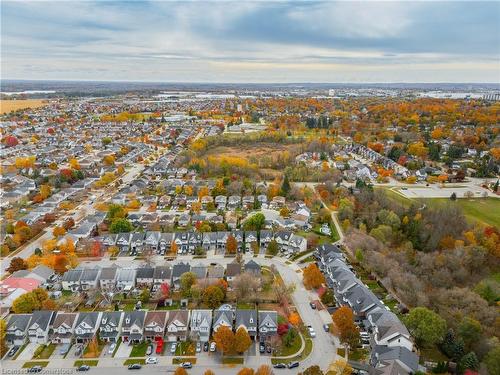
[[22, 361, 49, 368], [74, 360, 99, 367], [175, 341, 195, 356], [221, 357, 244, 364], [33, 343, 56, 359], [172, 357, 197, 364], [273, 332, 302, 357], [129, 342, 149, 357], [123, 359, 146, 365], [83, 340, 105, 358]]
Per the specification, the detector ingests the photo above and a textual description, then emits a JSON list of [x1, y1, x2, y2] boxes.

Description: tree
[[107, 204, 126, 220], [329, 359, 352, 375], [102, 137, 112, 146], [237, 369, 254, 375], [233, 272, 261, 302], [202, 285, 225, 309], [226, 235, 237, 254], [243, 213, 266, 231], [266, 240, 279, 256], [332, 306, 360, 349], [6, 257, 28, 273], [63, 218, 75, 230], [53, 226, 66, 237], [203, 371, 215, 375], [255, 365, 274, 375], [279, 206, 290, 218], [302, 365, 324, 375], [171, 241, 179, 254], [450, 192, 457, 201], [140, 288, 150, 303], [288, 312, 300, 326], [281, 174, 291, 197], [283, 327, 297, 347], [404, 307, 447, 348], [303, 263, 325, 289], [234, 327, 252, 353], [180, 272, 197, 297], [213, 325, 235, 355], [320, 289, 334, 306], [0, 318, 6, 356], [110, 218, 133, 233], [457, 317, 482, 351], [484, 345, 500, 375], [459, 352, 479, 373], [174, 368, 188, 375]]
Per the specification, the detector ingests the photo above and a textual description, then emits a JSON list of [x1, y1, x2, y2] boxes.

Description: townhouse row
[[315, 244, 420, 375], [5, 306, 278, 347], [60, 260, 262, 293], [98, 230, 307, 255]]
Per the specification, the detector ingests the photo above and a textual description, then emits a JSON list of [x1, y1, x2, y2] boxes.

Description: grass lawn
[[22, 361, 49, 368], [157, 302, 180, 310], [221, 357, 244, 364], [175, 341, 195, 356], [349, 348, 369, 361], [123, 359, 146, 365], [74, 360, 99, 367], [273, 332, 302, 357], [382, 187, 500, 227], [236, 302, 255, 309], [33, 343, 57, 359], [172, 357, 197, 364], [83, 340, 105, 358], [272, 338, 312, 364], [129, 342, 149, 357]]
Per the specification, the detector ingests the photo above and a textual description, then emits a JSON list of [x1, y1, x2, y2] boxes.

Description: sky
[[1, 0, 499, 83]]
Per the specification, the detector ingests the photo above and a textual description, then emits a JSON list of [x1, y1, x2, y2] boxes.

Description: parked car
[[108, 343, 116, 354], [196, 342, 201, 353], [323, 324, 330, 332], [203, 342, 209, 352], [76, 365, 90, 371], [59, 343, 71, 355], [309, 302, 316, 309], [145, 357, 157, 364], [259, 342, 265, 353], [127, 364, 142, 370], [170, 343, 177, 354], [209, 342, 216, 352], [75, 345, 83, 357], [266, 343, 272, 353], [27, 367, 43, 373], [273, 363, 286, 369], [288, 362, 300, 369], [180, 362, 192, 369], [146, 345, 153, 356], [7, 346, 19, 357]]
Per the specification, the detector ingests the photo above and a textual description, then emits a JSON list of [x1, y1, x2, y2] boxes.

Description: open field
[[0, 99, 47, 114], [205, 143, 301, 161], [380, 187, 500, 227]]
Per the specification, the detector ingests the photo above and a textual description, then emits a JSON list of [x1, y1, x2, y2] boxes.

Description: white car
[[145, 357, 158, 364], [209, 342, 216, 352], [108, 343, 116, 354], [307, 325, 316, 338], [170, 343, 177, 354]]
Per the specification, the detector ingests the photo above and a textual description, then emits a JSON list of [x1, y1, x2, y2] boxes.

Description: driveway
[[16, 342, 39, 361], [114, 341, 132, 358]]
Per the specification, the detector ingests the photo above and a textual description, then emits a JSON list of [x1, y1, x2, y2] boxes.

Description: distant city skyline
[[1, 1, 499, 83]]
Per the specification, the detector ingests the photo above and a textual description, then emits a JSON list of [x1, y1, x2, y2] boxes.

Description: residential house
[[258, 311, 277, 340], [259, 230, 273, 250], [6, 314, 31, 346], [121, 311, 146, 344], [143, 311, 168, 341], [244, 260, 261, 276], [116, 268, 136, 292], [152, 266, 172, 292], [27, 311, 55, 344], [172, 263, 191, 290], [99, 311, 123, 343], [99, 266, 119, 290], [80, 268, 101, 291], [225, 261, 241, 286], [115, 233, 131, 252], [61, 269, 83, 291], [165, 310, 189, 342], [244, 231, 258, 252], [144, 231, 161, 252], [235, 310, 258, 340], [130, 232, 145, 255], [190, 310, 212, 342], [159, 233, 174, 254], [213, 305, 234, 333], [74, 312, 102, 344], [207, 263, 225, 281], [50, 312, 78, 344], [136, 267, 154, 289], [191, 263, 207, 280]]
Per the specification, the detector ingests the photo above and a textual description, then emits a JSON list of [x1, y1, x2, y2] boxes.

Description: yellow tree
[[234, 327, 252, 354], [213, 325, 235, 355], [303, 263, 325, 289]]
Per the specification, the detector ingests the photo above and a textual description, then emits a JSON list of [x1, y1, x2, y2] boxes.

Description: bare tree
[[233, 272, 262, 302]]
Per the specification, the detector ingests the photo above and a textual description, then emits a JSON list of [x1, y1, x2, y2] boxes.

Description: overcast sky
[[2, 0, 499, 83]]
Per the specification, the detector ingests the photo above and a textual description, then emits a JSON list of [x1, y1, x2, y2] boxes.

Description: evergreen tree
[[459, 352, 479, 373], [280, 174, 291, 197]]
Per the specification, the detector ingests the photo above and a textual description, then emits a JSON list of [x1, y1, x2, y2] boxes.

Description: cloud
[[1, 0, 499, 82]]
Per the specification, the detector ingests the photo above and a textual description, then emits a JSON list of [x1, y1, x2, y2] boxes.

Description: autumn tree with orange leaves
[[303, 263, 325, 289]]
